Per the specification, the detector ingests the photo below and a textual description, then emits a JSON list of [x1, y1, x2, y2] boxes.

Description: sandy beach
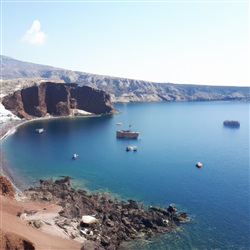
[[0, 195, 82, 250]]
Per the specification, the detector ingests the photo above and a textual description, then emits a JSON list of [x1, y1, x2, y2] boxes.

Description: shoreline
[[23, 176, 189, 249], [0, 119, 32, 195], [0, 113, 103, 142], [0, 111, 190, 250], [0, 113, 111, 195]]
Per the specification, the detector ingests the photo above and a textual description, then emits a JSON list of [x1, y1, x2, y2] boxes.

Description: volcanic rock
[[24, 177, 189, 249], [2, 82, 115, 119], [0, 229, 35, 250], [0, 174, 15, 198], [223, 120, 240, 128]]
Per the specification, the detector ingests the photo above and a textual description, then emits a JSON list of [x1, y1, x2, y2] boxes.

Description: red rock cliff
[[0, 174, 15, 198], [2, 82, 115, 118]]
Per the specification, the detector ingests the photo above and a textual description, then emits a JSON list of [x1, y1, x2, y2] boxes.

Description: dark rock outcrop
[[0, 230, 35, 250], [2, 82, 115, 119], [223, 120, 240, 128], [24, 177, 189, 250], [0, 174, 15, 198]]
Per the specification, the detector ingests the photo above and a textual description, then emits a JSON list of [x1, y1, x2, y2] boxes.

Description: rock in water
[[223, 120, 240, 128]]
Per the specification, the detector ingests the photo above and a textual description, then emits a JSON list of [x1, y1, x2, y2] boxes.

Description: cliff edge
[[2, 82, 115, 119]]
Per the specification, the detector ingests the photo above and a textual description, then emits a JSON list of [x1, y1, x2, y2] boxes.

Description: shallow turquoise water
[[2, 102, 249, 249]]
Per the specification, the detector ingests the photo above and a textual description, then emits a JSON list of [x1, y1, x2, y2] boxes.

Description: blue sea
[[2, 102, 249, 249]]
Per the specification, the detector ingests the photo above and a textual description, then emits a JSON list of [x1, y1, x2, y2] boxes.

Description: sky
[[1, 0, 249, 86]]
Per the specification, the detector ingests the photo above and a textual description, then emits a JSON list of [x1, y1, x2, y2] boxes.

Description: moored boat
[[35, 128, 44, 133], [196, 162, 202, 168], [126, 146, 137, 151], [72, 154, 79, 159], [116, 125, 139, 139]]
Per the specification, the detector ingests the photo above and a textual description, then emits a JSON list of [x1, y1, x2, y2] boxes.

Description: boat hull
[[116, 130, 139, 139]]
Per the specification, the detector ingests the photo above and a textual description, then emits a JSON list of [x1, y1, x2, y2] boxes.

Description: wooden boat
[[116, 125, 139, 139]]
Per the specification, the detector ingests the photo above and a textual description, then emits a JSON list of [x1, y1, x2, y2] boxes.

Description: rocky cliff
[[2, 82, 115, 119], [0, 174, 15, 198]]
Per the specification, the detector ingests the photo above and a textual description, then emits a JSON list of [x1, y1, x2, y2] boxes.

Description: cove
[[2, 101, 249, 249]]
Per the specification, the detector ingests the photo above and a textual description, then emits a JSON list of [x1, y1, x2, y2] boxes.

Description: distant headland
[[1, 55, 249, 103]]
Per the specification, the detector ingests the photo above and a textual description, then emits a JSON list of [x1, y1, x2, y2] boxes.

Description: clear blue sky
[[1, 0, 249, 86]]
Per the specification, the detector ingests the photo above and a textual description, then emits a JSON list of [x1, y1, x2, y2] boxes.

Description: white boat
[[196, 162, 202, 168], [35, 128, 44, 133], [72, 154, 79, 159], [126, 146, 137, 152], [116, 122, 122, 125]]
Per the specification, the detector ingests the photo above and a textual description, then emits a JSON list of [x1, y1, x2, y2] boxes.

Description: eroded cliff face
[[2, 82, 115, 118], [0, 174, 15, 198]]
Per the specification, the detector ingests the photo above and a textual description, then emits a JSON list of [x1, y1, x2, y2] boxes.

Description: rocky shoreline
[[1, 101, 189, 249], [1, 120, 189, 249], [24, 176, 189, 250]]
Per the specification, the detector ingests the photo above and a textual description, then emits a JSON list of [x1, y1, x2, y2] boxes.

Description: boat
[[116, 125, 139, 139], [72, 154, 79, 159], [35, 128, 44, 133], [196, 162, 202, 168], [223, 120, 240, 128], [126, 146, 137, 152], [116, 122, 122, 125]]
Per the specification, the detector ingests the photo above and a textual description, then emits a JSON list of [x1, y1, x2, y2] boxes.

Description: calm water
[[2, 102, 249, 249]]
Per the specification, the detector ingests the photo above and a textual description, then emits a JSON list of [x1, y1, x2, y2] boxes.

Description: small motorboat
[[116, 122, 122, 125], [126, 146, 137, 152], [72, 154, 79, 159], [35, 128, 44, 133], [196, 162, 202, 168]]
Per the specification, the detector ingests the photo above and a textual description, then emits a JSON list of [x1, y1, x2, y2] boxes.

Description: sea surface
[[2, 102, 249, 249]]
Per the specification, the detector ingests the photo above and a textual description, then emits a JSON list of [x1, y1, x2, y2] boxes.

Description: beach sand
[[0, 195, 82, 250]]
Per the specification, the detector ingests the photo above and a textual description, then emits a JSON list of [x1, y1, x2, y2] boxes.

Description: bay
[[2, 101, 249, 249]]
